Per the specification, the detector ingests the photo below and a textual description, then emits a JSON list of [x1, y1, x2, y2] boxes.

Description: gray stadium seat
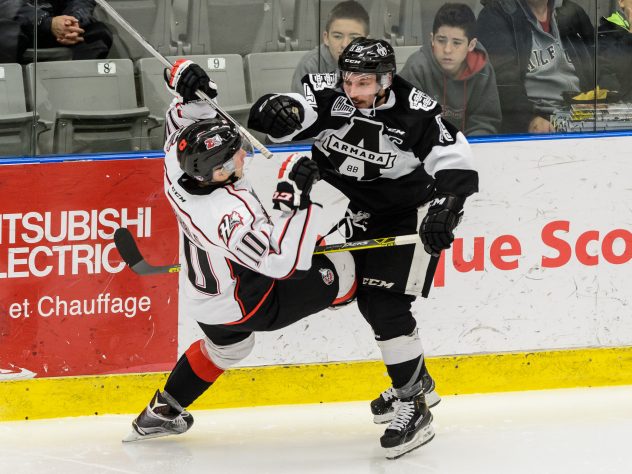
[[25, 59, 158, 154], [22, 47, 73, 63], [394, 45, 420, 72], [0, 64, 46, 157], [93, 0, 178, 59], [290, 0, 393, 51], [137, 54, 251, 149], [185, 0, 289, 55], [245, 51, 306, 101]]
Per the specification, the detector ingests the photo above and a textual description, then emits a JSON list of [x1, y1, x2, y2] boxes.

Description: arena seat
[[244, 51, 306, 101], [93, 0, 178, 59], [25, 59, 158, 154], [394, 45, 421, 72], [185, 0, 289, 55], [0, 63, 46, 157], [137, 54, 251, 149], [22, 47, 73, 63]]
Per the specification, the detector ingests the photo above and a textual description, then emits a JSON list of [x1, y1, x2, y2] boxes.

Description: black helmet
[[338, 37, 396, 75], [176, 118, 242, 181]]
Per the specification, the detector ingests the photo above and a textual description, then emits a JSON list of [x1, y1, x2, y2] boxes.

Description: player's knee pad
[[202, 333, 255, 370], [376, 328, 423, 366], [326, 251, 357, 308]]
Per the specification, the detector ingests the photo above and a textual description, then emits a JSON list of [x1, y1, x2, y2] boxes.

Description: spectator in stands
[[291, 0, 369, 93], [597, 0, 632, 101], [0, 0, 27, 62], [476, 0, 594, 134], [400, 3, 501, 136], [9, 0, 113, 62]]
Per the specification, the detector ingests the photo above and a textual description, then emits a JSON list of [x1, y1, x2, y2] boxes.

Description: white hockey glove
[[164, 59, 218, 102], [272, 154, 320, 212], [419, 194, 464, 256]]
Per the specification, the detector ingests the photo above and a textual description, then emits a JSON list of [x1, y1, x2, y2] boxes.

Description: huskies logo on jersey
[[218, 211, 243, 245], [408, 88, 437, 111], [204, 134, 223, 150], [322, 117, 397, 181], [309, 73, 337, 91]]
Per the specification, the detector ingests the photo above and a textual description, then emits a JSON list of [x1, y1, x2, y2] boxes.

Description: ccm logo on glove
[[419, 193, 464, 257]]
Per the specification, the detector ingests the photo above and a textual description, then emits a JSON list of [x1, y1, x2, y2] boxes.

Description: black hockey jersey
[[266, 74, 479, 215]]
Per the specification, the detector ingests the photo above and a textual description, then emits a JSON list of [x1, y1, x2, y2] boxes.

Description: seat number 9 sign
[[207, 57, 226, 71]]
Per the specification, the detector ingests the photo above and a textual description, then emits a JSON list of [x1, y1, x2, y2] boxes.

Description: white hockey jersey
[[163, 99, 323, 325]]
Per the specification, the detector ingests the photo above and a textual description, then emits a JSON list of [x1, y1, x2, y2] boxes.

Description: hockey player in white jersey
[[123, 60, 356, 443], [248, 38, 479, 459]]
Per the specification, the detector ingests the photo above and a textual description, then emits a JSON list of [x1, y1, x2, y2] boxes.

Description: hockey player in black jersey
[[248, 38, 479, 459], [123, 60, 356, 443]]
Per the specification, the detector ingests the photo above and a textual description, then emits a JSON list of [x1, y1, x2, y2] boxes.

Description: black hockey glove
[[273, 154, 320, 212], [419, 194, 464, 256], [248, 94, 304, 138], [165, 59, 218, 102]]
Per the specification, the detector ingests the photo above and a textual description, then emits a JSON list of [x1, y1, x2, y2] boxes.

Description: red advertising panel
[[0, 158, 179, 379]]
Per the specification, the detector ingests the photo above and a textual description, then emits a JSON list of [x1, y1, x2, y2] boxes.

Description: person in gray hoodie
[[477, 0, 594, 133], [291, 0, 369, 93], [400, 3, 501, 136]]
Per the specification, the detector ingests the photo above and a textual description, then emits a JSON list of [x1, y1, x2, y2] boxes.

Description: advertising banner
[[0, 158, 179, 379]]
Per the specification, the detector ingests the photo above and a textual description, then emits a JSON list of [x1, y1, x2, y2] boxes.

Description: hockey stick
[[114, 227, 439, 297], [94, 0, 273, 160], [114, 227, 421, 275]]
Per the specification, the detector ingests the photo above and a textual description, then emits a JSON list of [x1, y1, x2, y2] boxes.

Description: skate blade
[[425, 390, 441, 408], [384, 424, 435, 460], [122, 429, 180, 443]]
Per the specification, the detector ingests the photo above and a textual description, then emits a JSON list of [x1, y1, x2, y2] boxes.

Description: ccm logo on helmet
[[178, 139, 188, 151]]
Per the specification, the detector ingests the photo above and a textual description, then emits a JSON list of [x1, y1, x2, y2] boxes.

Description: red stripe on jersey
[[278, 153, 297, 178], [224, 259, 275, 325], [278, 204, 313, 280], [184, 339, 224, 382]]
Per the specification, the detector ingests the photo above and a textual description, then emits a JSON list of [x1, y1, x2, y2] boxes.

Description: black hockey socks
[[164, 340, 225, 408]]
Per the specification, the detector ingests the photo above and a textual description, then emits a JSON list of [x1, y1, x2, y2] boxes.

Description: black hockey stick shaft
[[94, 0, 273, 160], [114, 227, 420, 276]]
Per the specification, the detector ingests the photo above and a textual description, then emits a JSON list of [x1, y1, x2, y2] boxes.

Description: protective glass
[[217, 133, 254, 174], [339, 71, 382, 96]]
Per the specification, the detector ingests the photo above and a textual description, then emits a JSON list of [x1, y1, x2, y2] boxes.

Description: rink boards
[[1, 133, 632, 420]]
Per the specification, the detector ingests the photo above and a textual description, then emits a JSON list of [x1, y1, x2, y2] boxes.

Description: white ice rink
[[1, 385, 631, 474]]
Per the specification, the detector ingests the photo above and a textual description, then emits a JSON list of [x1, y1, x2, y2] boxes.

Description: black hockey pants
[[347, 204, 429, 395], [198, 255, 339, 345]]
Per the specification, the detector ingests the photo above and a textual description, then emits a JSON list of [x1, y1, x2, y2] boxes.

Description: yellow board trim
[[2, 346, 632, 421]]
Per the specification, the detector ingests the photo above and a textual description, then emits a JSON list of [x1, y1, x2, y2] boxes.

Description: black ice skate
[[370, 368, 440, 424], [380, 392, 434, 460], [122, 390, 194, 442]]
